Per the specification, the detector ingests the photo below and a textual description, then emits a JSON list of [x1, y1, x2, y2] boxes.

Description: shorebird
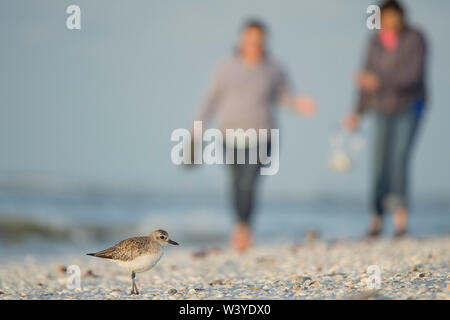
[[87, 229, 179, 295]]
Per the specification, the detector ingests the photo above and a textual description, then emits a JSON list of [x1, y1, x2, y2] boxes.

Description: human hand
[[356, 71, 380, 93], [293, 95, 316, 117], [344, 111, 360, 131]]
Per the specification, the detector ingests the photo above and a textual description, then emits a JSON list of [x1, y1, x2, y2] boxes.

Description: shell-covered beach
[[1, 236, 448, 300]]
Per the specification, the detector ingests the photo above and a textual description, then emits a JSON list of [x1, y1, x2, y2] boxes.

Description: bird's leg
[[130, 271, 139, 295], [130, 272, 135, 295]]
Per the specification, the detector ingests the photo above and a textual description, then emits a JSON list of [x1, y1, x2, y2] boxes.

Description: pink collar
[[379, 29, 398, 51]]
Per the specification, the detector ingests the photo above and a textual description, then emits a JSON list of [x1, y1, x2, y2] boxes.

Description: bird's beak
[[168, 239, 179, 245]]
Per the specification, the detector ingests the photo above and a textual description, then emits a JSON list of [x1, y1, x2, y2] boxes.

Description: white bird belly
[[114, 251, 163, 273]]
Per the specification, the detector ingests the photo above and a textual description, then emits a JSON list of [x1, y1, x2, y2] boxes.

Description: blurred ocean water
[[0, 189, 448, 259]]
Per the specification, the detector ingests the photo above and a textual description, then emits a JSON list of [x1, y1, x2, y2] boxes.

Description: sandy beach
[[0, 236, 449, 300]]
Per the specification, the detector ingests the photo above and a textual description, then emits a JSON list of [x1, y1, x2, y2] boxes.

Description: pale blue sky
[[0, 0, 449, 200]]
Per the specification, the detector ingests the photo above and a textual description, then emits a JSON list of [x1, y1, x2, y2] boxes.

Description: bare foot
[[393, 206, 408, 236], [230, 223, 252, 252], [367, 215, 382, 237]]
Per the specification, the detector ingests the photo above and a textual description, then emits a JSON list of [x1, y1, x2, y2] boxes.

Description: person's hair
[[241, 19, 268, 34], [380, 0, 405, 17]]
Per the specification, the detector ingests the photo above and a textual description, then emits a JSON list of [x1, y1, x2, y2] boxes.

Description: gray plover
[[87, 229, 178, 295]]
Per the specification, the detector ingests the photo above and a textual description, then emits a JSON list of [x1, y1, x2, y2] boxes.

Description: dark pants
[[372, 105, 422, 216], [226, 142, 271, 224]]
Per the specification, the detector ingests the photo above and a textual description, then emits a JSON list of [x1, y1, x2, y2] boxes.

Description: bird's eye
[[160, 235, 165, 239]]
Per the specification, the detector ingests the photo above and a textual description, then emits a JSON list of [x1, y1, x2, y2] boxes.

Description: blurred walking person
[[345, 0, 428, 237], [194, 19, 316, 251]]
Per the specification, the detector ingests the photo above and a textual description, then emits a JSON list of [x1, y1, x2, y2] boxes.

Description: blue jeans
[[372, 102, 423, 216], [226, 142, 271, 224]]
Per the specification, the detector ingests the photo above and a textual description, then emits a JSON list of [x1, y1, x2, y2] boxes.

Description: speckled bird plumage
[[87, 229, 178, 295]]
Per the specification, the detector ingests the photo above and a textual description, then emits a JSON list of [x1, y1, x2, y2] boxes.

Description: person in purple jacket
[[345, 0, 427, 237]]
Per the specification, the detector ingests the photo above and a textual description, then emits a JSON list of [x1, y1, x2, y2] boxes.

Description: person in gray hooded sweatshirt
[[194, 19, 316, 251]]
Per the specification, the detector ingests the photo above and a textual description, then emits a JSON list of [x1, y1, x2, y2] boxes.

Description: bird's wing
[[90, 237, 150, 261]]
